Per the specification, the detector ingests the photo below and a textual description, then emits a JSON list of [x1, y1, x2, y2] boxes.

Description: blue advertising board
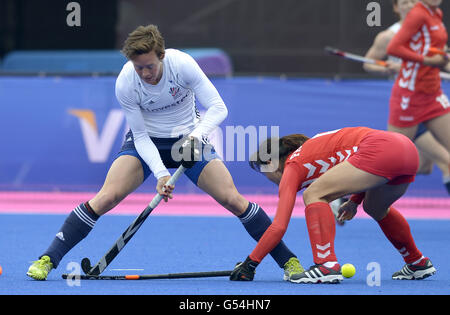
[[0, 76, 447, 196]]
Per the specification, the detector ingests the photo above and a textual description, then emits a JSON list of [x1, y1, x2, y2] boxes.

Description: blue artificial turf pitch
[[0, 213, 449, 295]]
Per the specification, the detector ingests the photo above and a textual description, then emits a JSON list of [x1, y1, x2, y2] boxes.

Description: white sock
[[323, 261, 338, 268], [411, 256, 425, 265]]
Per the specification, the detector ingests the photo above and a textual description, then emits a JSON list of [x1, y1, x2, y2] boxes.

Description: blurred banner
[[2, 0, 449, 76], [0, 76, 448, 197]]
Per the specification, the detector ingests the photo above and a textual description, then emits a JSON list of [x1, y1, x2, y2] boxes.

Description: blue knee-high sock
[[239, 202, 296, 268], [42, 202, 99, 268], [444, 175, 450, 194]]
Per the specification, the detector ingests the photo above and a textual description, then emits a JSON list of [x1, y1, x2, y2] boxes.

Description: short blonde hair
[[121, 24, 165, 60]]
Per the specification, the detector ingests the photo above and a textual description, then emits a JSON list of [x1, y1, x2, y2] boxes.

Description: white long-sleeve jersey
[[115, 49, 228, 179]]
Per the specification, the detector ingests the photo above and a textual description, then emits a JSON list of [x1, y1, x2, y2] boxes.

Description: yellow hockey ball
[[341, 263, 356, 278]]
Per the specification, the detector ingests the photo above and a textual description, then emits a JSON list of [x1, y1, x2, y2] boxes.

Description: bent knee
[[302, 186, 331, 205], [91, 190, 127, 214], [217, 190, 247, 216], [362, 200, 388, 221], [302, 187, 317, 205]]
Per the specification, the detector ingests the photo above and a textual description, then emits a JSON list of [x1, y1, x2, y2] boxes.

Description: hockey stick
[[81, 165, 186, 276], [324, 46, 450, 80], [428, 47, 450, 59], [439, 71, 450, 80], [62, 270, 233, 280], [324, 46, 388, 67]]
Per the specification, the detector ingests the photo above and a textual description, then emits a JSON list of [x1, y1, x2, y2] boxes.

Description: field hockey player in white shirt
[[27, 25, 303, 281]]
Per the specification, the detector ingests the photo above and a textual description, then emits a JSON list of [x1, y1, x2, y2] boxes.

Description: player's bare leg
[[415, 132, 450, 176], [387, 124, 418, 141], [302, 161, 388, 205], [416, 146, 434, 175], [425, 114, 450, 193], [389, 122, 450, 193], [363, 182, 409, 220], [425, 113, 450, 152], [89, 155, 144, 216], [197, 159, 248, 216], [415, 132, 450, 194]]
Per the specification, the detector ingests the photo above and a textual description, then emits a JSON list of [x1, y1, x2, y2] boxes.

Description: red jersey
[[248, 127, 374, 263], [249, 127, 418, 264], [387, 2, 448, 94], [284, 127, 373, 191]]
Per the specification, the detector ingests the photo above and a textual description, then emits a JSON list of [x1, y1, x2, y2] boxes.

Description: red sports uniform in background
[[387, 1, 450, 127]]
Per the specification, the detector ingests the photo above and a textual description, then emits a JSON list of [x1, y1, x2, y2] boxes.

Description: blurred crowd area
[[2, 0, 449, 77]]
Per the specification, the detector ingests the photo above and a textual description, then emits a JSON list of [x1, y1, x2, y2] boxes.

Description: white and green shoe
[[283, 257, 305, 281], [27, 255, 53, 280]]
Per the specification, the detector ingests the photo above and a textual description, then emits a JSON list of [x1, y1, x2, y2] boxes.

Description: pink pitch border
[[0, 191, 449, 219]]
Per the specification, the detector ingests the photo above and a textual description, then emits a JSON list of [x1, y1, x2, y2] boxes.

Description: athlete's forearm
[[133, 134, 170, 179], [386, 11, 425, 63], [363, 63, 390, 75], [189, 101, 228, 140]]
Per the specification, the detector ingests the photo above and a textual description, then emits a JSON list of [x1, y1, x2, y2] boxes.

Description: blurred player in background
[[364, 0, 450, 194], [230, 127, 436, 283], [27, 24, 304, 280], [386, 0, 450, 193]]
